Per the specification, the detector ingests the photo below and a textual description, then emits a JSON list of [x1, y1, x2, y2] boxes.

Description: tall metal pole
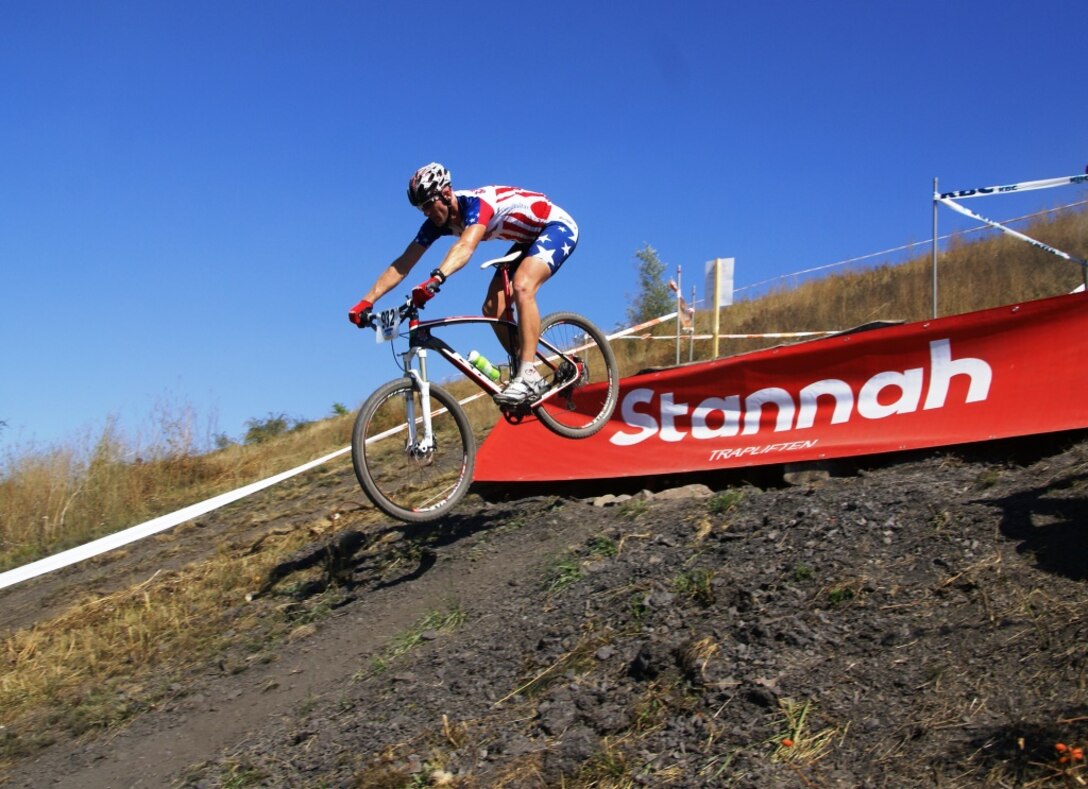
[[932, 177, 939, 319], [690, 284, 696, 362], [711, 259, 721, 358], [675, 265, 682, 366]]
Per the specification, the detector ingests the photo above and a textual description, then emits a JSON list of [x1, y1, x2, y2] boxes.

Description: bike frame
[[379, 257, 581, 456]]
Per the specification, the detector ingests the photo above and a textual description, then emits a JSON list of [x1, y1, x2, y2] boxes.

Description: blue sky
[[2, 0, 1085, 453]]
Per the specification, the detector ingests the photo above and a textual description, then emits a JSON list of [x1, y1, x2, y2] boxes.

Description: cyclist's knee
[[511, 280, 532, 302], [512, 268, 547, 302]]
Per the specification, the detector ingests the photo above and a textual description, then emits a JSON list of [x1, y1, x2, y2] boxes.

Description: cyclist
[[348, 162, 580, 405]]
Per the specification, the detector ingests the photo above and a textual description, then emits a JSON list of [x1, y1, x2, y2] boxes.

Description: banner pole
[[675, 265, 682, 365], [690, 283, 696, 362], [932, 177, 939, 319]]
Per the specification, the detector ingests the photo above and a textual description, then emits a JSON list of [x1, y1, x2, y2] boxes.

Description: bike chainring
[[500, 404, 531, 424]]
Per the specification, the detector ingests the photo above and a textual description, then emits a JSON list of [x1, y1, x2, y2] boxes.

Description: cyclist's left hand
[[411, 271, 445, 307]]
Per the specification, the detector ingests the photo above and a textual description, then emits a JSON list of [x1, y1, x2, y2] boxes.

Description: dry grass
[[0, 412, 355, 571], [0, 510, 355, 763]]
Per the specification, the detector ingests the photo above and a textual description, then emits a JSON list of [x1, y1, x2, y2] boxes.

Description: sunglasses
[[419, 197, 439, 213]]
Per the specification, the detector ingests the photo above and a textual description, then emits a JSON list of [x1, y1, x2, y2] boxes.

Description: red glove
[[348, 298, 373, 327], [411, 269, 446, 307]]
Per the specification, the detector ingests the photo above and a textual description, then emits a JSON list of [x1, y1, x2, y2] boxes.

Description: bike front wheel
[[352, 379, 476, 523], [532, 311, 620, 439]]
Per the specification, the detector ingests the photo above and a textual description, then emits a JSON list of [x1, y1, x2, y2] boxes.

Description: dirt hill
[[2, 430, 1088, 788]]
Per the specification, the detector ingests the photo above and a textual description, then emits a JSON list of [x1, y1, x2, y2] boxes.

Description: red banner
[[475, 292, 1088, 482]]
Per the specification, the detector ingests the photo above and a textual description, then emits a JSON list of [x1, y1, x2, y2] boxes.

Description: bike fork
[[403, 349, 436, 455]]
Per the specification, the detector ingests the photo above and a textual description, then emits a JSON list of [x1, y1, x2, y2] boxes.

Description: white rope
[[938, 197, 1087, 267], [736, 199, 1088, 296]]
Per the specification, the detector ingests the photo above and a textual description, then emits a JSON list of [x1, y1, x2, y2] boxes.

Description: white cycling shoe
[[494, 375, 547, 405]]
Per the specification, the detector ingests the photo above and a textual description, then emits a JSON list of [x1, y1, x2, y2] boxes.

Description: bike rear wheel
[[532, 311, 620, 439], [352, 379, 475, 523]]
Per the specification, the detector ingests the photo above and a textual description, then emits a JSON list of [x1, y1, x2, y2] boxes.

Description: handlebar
[[364, 293, 419, 330], [362, 251, 518, 332]]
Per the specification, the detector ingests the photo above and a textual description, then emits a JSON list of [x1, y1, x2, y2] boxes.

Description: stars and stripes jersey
[[412, 186, 577, 249]]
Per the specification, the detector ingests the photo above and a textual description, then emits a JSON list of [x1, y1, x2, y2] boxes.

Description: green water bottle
[[468, 350, 501, 382]]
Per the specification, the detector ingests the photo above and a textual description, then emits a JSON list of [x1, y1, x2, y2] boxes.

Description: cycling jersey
[[413, 186, 577, 247], [413, 185, 579, 274]]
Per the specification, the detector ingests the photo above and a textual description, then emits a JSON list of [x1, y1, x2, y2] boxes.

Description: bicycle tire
[[352, 378, 476, 523], [532, 311, 620, 439]]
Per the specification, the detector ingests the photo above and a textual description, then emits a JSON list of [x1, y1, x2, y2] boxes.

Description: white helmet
[[407, 162, 451, 207]]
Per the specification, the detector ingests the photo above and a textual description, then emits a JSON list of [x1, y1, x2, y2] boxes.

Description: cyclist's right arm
[[349, 241, 426, 327], [364, 241, 427, 303]]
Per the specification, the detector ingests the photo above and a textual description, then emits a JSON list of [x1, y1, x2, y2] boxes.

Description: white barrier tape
[[938, 173, 1088, 200], [605, 312, 678, 340], [0, 381, 514, 591], [618, 331, 834, 340], [0, 445, 353, 591], [937, 197, 1087, 267], [737, 199, 1088, 298]]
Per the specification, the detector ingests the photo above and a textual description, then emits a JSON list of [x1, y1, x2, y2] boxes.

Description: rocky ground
[[2, 431, 1088, 788]]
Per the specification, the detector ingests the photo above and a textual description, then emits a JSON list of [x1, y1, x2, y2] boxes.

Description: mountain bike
[[352, 251, 620, 523]]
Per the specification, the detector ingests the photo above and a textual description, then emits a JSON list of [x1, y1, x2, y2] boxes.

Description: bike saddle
[[479, 250, 524, 270]]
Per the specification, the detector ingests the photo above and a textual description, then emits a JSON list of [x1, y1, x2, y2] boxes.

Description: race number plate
[[376, 308, 399, 343]]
